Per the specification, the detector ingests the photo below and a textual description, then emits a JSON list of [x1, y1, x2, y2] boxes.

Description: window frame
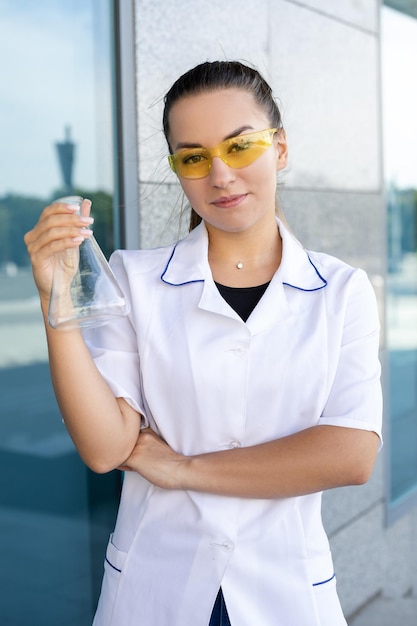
[[113, 0, 140, 250], [382, 0, 417, 524]]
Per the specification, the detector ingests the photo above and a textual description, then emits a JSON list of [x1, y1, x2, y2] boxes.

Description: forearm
[[180, 425, 380, 499], [42, 299, 140, 472]]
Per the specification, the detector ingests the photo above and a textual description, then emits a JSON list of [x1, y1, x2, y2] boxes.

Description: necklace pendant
[[236, 261, 244, 270]]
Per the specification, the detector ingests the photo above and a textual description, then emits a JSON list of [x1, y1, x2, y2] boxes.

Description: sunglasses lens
[[169, 129, 276, 179], [170, 149, 210, 178], [224, 133, 274, 169]]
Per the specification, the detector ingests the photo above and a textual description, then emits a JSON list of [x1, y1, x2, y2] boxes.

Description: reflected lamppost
[[55, 126, 75, 193]]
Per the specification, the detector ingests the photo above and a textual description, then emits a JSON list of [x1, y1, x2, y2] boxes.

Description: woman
[[25, 61, 382, 626]]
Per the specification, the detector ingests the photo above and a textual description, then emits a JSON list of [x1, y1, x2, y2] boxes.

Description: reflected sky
[[383, 5, 417, 504], [382, 7, 417, 189], [0, 0, 113, 197]]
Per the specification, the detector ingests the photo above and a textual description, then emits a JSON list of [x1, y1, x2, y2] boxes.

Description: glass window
[[0, 1, 122, 623], [382, 5, 417, 506]]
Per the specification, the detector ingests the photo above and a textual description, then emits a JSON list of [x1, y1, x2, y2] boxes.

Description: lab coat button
[[231, 346, 247, 355], [210, 540, 234, 552], [229, 440, 242, 449]]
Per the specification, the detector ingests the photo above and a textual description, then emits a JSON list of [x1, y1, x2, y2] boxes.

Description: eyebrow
[[174, 125, 255, 151]]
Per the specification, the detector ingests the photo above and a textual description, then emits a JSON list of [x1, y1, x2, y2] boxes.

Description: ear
[[275, 129, 288, 172]]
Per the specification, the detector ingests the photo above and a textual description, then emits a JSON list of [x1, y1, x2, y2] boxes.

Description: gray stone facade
[[131, 0, 417, 619]]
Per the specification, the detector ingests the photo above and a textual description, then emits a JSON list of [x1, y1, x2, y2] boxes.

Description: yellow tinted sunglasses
[[168, 128, 278, 179]]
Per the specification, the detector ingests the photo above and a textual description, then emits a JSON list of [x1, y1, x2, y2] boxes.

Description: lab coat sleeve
[[83, 250, 147, 423], [318, 268, 383, 444]]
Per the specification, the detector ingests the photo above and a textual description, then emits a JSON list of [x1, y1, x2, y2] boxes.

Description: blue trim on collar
[[160, 243, 205, 286], [283, 255, 327, 292], [160, 222, 328, 291]]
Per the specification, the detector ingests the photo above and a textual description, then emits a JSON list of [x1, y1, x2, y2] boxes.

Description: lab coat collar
[[160, 218, 327, 293], [161, 222, 209, 286]]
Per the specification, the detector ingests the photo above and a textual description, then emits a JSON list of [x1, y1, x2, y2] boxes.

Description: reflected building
[[55, 126, 76, 193]]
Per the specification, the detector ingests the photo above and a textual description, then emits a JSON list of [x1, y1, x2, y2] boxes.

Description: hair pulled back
[[163, 61, 283, 230]]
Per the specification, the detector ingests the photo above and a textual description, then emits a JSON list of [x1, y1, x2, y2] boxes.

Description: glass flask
[[48, 196, 128, 330]]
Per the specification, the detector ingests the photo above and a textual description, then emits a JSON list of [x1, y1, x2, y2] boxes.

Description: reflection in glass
[[0, 1, 121, 624], [382, 6, 417, 504]]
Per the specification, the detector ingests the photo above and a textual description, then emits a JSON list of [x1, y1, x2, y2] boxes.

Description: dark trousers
[[209, 589, 231, 626]]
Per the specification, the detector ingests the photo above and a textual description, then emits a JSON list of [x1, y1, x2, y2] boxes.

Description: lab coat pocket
[[105, 533, 127, 573], [312, 574, 347, 626], [93, 534, 128, 626]]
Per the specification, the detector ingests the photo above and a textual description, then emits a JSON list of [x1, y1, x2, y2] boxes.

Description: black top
[[215, 281, 270, 322]]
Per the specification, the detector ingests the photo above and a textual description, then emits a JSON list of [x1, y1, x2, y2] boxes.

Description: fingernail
[[79, 228, 93, 235], [72, 236, 84, 243], [66, 203, 79, 212], [80, 216, 94, 225]]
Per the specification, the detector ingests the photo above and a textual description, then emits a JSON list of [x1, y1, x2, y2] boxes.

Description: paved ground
[[348, 595, 417, 626]]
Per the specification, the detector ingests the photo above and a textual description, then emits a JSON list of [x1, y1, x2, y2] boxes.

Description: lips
[[211, 194, 247, 208]]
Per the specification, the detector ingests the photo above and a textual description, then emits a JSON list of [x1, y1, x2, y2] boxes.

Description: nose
[[208, 156, 236, 188]]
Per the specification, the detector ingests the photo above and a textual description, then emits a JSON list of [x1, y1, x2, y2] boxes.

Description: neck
[[206, 218, 282, 287]]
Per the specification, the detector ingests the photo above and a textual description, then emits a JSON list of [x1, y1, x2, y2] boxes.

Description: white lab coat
[[87, 219, 382, 626]]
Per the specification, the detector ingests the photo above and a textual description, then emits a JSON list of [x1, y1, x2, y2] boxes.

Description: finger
[[42, 200, 81, 220], [45, 200, 94, 231], [32, 199, 91, 234], [24, 207, 74, 245], [80, 198, 92, 218], [27, 223, 92, 257], [44, 198, 91, 219], [25, 209, 93, 249]]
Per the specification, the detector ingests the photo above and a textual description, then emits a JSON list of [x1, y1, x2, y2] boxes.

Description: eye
[[228, 139, 252, 154], [181, 151, 208, 165]]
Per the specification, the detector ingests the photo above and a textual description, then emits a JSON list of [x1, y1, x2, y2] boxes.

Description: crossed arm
[[118, 423, 379, 499]]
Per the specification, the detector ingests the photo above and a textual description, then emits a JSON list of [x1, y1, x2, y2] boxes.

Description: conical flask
[[48, 196, 129, 330]]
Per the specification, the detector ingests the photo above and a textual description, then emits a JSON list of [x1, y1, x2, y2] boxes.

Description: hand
[[118, 428, 188, 490], [24, 198, 93, 303]]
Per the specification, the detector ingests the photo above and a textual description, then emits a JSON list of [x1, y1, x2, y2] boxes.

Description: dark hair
[[163, 61, 283, 230]]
